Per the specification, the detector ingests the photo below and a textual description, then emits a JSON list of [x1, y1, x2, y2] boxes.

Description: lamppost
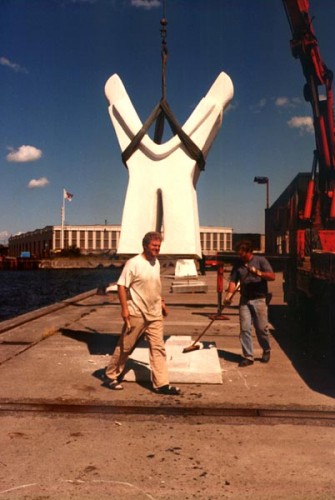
[[254, 176, 269, 209]]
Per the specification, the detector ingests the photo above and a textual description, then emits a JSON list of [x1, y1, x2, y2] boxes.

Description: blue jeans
[[239, 297, 271, 359]]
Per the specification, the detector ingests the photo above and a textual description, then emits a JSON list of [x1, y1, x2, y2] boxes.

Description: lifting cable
[[122, 0, 206, 170]]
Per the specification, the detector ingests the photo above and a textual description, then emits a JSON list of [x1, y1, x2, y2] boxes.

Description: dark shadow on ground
[[269, 304, 335, 399], [191, 304, 240, 319], [69, 300, 112, 307], [61, 328, 166, 393], [60, 328, 118, 354], [169, 303, 219, 309], [92, 358, 152, 393], [215, 304, 335, 397], [191, 312, 231, 320], [60, 328, 171, 355], [217, 349, 242, 363]]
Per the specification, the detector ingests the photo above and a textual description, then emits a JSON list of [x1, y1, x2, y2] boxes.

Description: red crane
[[283, 0, 335, 241]]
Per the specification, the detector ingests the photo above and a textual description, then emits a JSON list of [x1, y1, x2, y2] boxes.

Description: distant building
[[200, 226, 233, 256], [232, 233, 265, 253], [8, 225, 120, 258], [0, 244, 8, 257], [265, 173, 310, 255], [8, 224, 233, 258]]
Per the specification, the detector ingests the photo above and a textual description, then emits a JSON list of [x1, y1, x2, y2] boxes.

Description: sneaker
[[261, 351, 271, 363], [238, 358, 254, 367], [155, 385, 181, 395]]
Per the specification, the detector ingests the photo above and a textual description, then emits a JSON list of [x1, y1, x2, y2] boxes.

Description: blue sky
[[1, 0, 335, 243]]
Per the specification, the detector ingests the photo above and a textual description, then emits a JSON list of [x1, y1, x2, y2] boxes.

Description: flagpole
[[61, 189, 73, 250], [61, 189, 65, 249]]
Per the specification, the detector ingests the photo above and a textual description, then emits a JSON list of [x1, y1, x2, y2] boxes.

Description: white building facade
[[9, 224, 233, 258]]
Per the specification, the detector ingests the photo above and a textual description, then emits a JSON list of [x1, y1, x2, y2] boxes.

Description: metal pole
[[61, 189, 65, 249], [254, 176, 269, 209]]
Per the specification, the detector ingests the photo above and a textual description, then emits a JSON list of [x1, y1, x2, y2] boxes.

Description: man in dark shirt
[[225, 240, 275, 367]]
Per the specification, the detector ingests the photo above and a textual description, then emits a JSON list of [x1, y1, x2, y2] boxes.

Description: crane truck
[[270, 0, 335, 366]]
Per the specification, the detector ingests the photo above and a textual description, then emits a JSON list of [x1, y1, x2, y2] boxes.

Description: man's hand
[[123, 316, 132, 333], [224, 292, 233, 306], [119, 285, 132, 331], [245, 264, 262, 277], [162, 300, 168, 317]]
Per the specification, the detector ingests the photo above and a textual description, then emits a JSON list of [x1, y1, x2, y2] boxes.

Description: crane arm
[[283, 0, 335, 174]]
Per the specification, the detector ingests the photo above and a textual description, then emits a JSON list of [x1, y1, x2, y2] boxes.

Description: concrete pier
[[1, 270, 335, 499], [0, 270, 334, 411]]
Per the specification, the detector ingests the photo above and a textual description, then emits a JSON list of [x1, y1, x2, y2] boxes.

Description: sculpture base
[[123, 335, 222, 384], [170, 278, 208, 294]]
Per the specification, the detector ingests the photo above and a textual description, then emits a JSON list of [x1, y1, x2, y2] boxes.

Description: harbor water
[[0, 268, 121, 322]]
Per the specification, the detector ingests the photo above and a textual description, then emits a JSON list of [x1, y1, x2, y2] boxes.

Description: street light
[[254, 176, 269, 209]]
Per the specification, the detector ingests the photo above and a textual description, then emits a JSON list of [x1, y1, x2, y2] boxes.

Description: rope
[[122, 99, 205, 170], [122, 0, 206, 171], [160, 9, 168, 101]]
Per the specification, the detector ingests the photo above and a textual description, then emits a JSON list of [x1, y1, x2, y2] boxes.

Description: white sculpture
[[105, 72, 234, 257]]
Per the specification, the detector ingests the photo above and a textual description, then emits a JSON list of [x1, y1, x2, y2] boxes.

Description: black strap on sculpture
[[121, 2, 206, 171]]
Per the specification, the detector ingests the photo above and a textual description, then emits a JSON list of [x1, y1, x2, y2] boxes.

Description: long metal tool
[[182, 283, 240, 353]]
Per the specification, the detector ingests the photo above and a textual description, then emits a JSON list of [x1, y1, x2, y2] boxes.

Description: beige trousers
[[105, 316, 169, 389]]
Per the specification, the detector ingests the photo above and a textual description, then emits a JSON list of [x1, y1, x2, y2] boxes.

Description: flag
[[64, 189, 73, 201]]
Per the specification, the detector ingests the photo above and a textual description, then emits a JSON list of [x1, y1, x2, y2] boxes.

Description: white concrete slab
[[123, 335, 222, 384], [170, 280, 208, 293]]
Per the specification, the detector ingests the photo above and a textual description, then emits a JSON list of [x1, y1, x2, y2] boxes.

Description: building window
[[205, 234, 211, 251], [96, 231, 101, 249], [212, 233, 218, 251], [80, 231, 85, 248], [103, 230, 109, 249], [64, 230, 69, 248], [200, 232, 204, 250], [88, 231, 93, 250], [111, 231, 117, 250], [72, 231, 78, 247], [55, 230, 61, 249], [219, 233, 224, 251], [226, 233, 232, 251]]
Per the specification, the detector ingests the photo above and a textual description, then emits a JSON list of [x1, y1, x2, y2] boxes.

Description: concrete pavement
[[1, 270, 335, 500], [0, 270, 334, 413]]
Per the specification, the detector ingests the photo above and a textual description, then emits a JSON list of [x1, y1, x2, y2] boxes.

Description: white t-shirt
[[117, 253, 162, 321]]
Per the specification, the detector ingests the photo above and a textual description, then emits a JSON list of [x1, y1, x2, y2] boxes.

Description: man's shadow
[[191, 308, 242, 363], [60, 328, 153, 390], [217, 349, 242, 363], [60, 327, 116, 354]]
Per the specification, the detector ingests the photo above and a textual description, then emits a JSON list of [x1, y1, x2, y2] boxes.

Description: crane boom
[[283, 0, 335, 224]]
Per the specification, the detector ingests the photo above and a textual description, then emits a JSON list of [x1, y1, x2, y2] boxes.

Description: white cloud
[[0, 56, 27, 73], [275, 96, 301, 108], [27, 177, 50, 189], [6, 145, 43, 163], [0, 230, 10, 242], [131, 0, 161, 9], [275, 97, 290, 107], [292, 97, 302, 105], [249, 98, 267, 113], [287, 116, 314, 134], [226, 101, 238, 113]]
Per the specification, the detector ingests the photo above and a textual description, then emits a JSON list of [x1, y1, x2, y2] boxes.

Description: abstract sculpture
[[105, 71, 233, 257]]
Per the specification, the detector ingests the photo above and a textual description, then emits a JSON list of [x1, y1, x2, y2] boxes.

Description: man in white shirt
[[105, 231, 181, 395]]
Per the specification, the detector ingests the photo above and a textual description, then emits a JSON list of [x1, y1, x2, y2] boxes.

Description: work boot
[[238, 358, 254, 367], [261, 351, 271, 363]]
